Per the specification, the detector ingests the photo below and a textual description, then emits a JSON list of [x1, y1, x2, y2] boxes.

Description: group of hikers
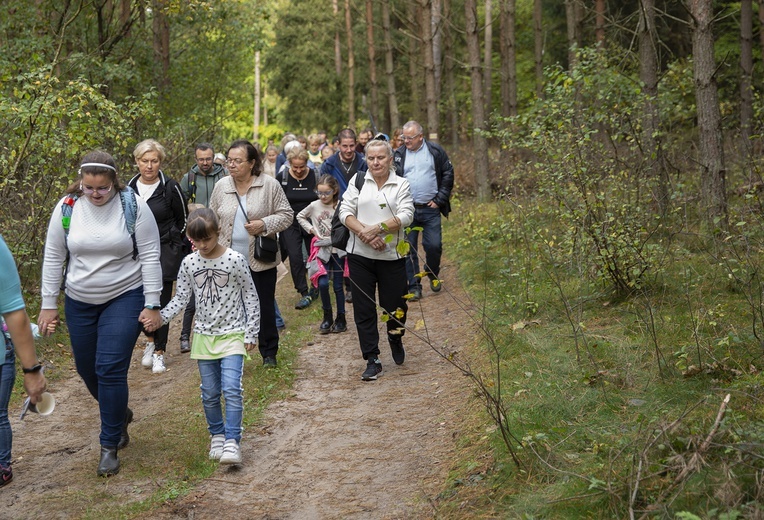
[[0, 120, 454, 482]]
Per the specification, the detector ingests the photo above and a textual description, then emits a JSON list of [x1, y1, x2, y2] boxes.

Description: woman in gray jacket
[[209, 140, 293, 367]]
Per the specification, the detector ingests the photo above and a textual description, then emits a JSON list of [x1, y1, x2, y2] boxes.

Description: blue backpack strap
[[119, 187, 139, 260]]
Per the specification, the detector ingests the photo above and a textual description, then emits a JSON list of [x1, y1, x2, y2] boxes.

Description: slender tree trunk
[[421, 0, 439, 141], [740, 0, 753, 152], [564, 0, 579, 68], [534, 0, 543, 98], [759, 0, 764, 59], [465, 0, 491, 201], [443, 0, 459, 146], [345, 0, 356, 128], [595, 0, 605, 46], [254, 51, 260, 142], [408, 1, 423, 122], [365, 0, 379, 130], [152, 0, 170, 93], [432, 0, 443, 102], [638, 0, 669, 213], [334, 0, 342, 76], [500, 0, 517, 117], [483, 0, 493, 114], [689, 0, 727, 230], [381, 0, 399, 130]]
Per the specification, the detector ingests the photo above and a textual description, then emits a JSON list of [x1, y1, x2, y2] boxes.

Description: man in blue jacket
[[321, 128, 368, 196], [393, 120, 454, 301]]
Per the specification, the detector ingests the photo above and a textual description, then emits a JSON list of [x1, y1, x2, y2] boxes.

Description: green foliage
[[494, 46, 672, 296]]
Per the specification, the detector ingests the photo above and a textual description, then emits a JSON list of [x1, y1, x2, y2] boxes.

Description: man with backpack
[[177, 143, 227, 353]]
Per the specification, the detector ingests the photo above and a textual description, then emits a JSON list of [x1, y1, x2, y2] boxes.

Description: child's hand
[[245, 342, 257, 352]]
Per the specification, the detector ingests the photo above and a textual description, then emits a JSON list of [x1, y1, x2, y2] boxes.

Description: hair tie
[[79, 162, 117, 172]]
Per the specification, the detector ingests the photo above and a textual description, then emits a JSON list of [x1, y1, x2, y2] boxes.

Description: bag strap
[[235, 192, 250, 223]]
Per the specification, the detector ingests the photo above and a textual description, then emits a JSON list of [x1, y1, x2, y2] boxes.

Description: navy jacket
[[393, 141, 454, 217], [320, 152, 368, 196]]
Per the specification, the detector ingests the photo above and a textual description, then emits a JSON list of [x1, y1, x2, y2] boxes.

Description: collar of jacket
[[221, 173, 265, 193]]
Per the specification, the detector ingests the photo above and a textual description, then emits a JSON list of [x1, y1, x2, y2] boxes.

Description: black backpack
[[330, 173, 366, 251]]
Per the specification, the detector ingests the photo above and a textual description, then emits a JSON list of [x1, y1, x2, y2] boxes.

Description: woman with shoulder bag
[[209, 140, 293, 368], [129, 139, 188, 374]]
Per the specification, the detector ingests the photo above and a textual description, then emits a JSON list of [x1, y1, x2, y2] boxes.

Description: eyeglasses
[[316, 191, 334, 197], [80, 183, 113, 196], [402, 134, 422, 141], [226, 158, 250, 166]]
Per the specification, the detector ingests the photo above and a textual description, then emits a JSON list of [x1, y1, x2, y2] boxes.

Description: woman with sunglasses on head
[[129, 139, 188, 374], [209, 140, 292, 368], [38, 150, 163, 476]]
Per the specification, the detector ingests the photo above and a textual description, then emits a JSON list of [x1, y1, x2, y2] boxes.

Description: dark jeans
[[0, 338, 15, 466], [250, 267, 279, 359], [281, 220, 312, 296], [65, 286, 143, 447], [143, 280, 174, 351], [347, 255, 408, 360], [405, 206, 443, 290], [318, 254, 345, 315]]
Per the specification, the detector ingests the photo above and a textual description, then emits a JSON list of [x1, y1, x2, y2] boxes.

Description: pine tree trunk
[[740, 0, 753, 152], [345, 0, 356, 128], [421, 0, 439, 141], [638, 0, 669, 213], [432, 0, 443, 102], [365, 0, 379, 130], [465, 0, 491, 201], [595, 0, 605, 45], [381, 0, 399, 131], [152, 0, 170, 93], [534, 0, 543, 98], [564, 0, 579, 68], [689, 0, 727, 230], [443, 0, 459, 146], [254, 51, 260, 142], [334, 0, 342, 76], [483, 0, 493, 114], [408, 1, 423, 122], [500, 0, 517, 117]]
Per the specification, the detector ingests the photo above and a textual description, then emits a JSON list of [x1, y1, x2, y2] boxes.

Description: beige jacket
[[209, 174, 293, 272]]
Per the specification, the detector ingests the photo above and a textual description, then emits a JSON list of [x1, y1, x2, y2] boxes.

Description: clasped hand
[[140, 309, 162, 332], [357, 223, 386, 251]]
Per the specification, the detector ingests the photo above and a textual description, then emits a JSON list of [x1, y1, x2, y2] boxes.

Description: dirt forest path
[[4, 262, 474, 520]]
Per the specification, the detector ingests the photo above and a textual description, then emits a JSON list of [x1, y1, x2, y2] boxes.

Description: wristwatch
[[22, 363, 43, 374], [144, 304, 160, 310]]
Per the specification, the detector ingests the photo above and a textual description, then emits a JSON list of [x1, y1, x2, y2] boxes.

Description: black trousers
[[250, 267, 279, 359], [347, 255, 408, 360], [143, 280, 174, 351], [180, 296, 195, 341], [281, 220, 312, 296]]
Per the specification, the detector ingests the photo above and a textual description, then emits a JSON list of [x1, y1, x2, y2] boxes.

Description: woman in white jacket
[[338, 138, 414, 381]]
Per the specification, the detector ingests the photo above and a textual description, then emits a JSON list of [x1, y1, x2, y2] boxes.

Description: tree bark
[[421, 0, 439, 141], [432, 0, 443, 102], [534, 0, 543, 98], [465, 0, 491, 201], [365, 0, 379, 130], [564, 0, 582, 68], [759, 0, 764, 60], [345, 0, 356, 128], [408, 1, 423, 122], [334, 0, 342, 76], [152, 0, 170, 93], [689, 0, 727, 230], [740, 0, 753, 152], [638, 0, 669, 213], [443, 0, 459, 146], [483, 0, 493, 116], [381, 0, 399, 131], [595, 0, 605, 46], [499, 0, 517, 117], [254, 50, 260, 142]]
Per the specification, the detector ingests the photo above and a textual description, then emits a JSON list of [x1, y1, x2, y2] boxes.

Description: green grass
[[435, 198, 764, 519]]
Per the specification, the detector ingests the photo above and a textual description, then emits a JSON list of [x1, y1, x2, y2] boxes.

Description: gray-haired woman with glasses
[[39, 150, 163, 477]]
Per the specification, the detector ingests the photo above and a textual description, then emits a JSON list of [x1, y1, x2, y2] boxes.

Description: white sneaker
[[141, 342, 155, 368], [209, 434, 225, 460], [219, 439, 241, 464], [152, 353, 166, 374]]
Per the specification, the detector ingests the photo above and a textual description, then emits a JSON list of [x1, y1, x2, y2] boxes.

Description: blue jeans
[[0, 337, 15, 467], [405, 206, 443, 290], [275, 299, 285, 329], [197, 355, 244, 442], [65, 287, 143, 447], [318, 254, 345, 315]]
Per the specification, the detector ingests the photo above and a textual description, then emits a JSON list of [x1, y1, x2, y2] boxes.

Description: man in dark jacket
[[393, 120, 454, 301], [321, 128, 368, 195], [180, 143, 227, 208]]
